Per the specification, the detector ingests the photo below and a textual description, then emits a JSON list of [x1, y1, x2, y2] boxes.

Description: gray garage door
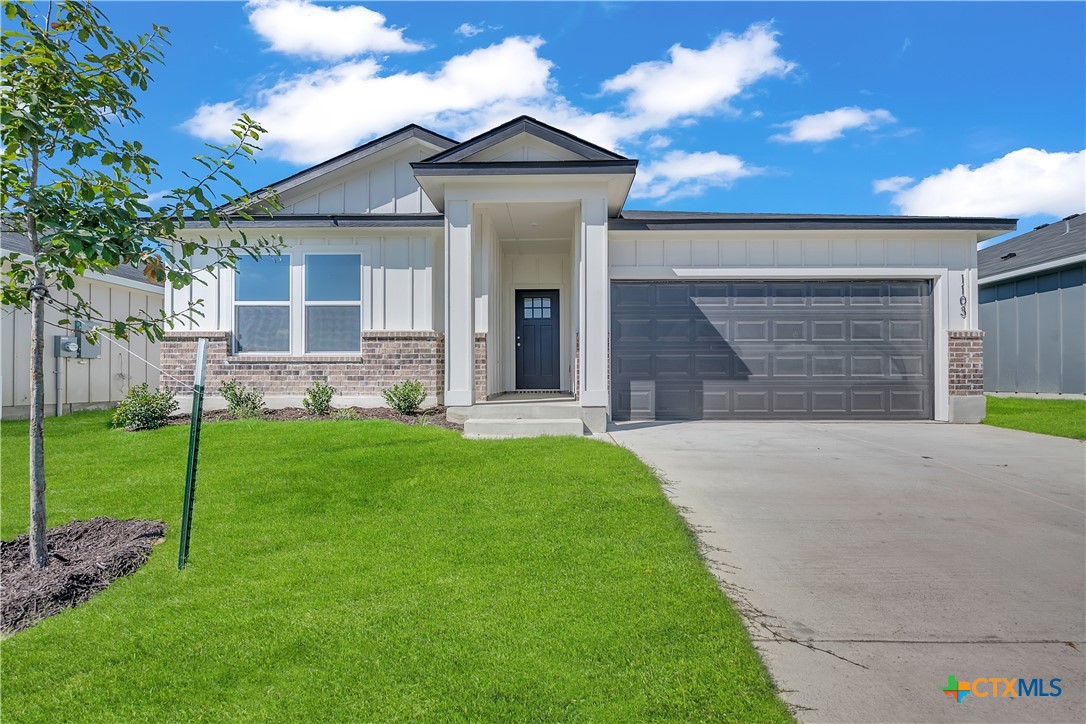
[[611, 280, 933, 420]]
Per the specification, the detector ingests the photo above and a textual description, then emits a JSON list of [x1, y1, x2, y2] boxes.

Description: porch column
[[445, 200, 475, 407], [579, 196, 609, 407]]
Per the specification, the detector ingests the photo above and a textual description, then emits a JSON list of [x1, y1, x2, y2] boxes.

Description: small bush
[[112, 383, 179, 431], [303, 380, 336, 416], [219, 379, 264, 419], [331, 408, 358, 421], [383, 380, 426, 415]]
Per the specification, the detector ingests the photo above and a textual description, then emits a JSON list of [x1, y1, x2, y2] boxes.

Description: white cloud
[[186, 37, 553, 164], [875, 148, 1086, 217], [247, 0, 423, 60], [871, 175, 914, 194], [631, 150, 763, 201], [456, 22, 484, 37], [186, 21, 794, 165], [771, 106, 895, 143], [647, 134, 672, 150], [603, 23, 794, 127]]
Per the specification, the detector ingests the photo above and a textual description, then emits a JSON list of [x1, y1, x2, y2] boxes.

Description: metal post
[[178, 338, 208, 570]]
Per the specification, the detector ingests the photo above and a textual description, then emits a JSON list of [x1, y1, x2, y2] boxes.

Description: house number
[[959, 275, 968, 319]]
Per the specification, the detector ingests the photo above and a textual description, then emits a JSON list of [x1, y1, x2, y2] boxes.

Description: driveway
[[609, 421, 1085, 723]]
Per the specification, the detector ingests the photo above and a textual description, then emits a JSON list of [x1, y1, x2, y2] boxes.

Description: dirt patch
[[170, 406, 462, 430], [1, 518, 167, 635]]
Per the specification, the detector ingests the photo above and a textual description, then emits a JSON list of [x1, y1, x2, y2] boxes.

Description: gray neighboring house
[[1, 230, 165, 419], [978, 212, 1086, 395]]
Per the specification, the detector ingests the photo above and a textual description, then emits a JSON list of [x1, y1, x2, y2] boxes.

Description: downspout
[[54, 358, 63, 417]]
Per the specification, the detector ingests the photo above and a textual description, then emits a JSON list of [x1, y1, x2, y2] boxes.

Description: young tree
[[1, 1, 283, 569]]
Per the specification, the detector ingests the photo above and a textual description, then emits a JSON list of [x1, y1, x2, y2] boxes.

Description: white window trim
[[232, 248, 366, 357], [302, 251, 364, 355], [233, 255, 292, 355]]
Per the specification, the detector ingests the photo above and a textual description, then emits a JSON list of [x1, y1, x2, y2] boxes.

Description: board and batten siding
[[2, 275, 162, 418], [608, 232, 982, 331], [166, 234, 438, 334], [279, 145, 438, 215]]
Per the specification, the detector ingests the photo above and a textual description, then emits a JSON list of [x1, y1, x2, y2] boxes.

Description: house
[[978, 213, 1085, 396], [161, 116, 1016, 434], [1, 231, 164, 419]]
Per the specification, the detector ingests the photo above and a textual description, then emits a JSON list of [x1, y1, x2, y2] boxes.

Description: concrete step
[[463, 418, 586, 439], [447, 402, 584, 423]]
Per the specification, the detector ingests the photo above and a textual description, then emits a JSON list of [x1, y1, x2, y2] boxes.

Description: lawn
[[985, 395, 1086, 440], [0, 411, 788, 722]]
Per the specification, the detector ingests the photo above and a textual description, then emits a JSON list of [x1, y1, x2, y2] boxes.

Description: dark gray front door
[[611, 280, 933, 420], [516, 289, 560, 390]]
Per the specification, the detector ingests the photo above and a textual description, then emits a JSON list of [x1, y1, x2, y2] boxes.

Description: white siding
[[608, 231, 981, 331], [168, 233, 438, 336], [279, 144, 437, 215], [463, 134, 585, 162], [2, 275, 163, 418]]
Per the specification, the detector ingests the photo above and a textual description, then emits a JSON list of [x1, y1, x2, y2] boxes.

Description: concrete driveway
[[609, 421, 1085, 723]]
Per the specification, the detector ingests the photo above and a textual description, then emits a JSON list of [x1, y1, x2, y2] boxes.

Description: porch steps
[[463, 417, 585, 439], [447, 401, 583, 423]]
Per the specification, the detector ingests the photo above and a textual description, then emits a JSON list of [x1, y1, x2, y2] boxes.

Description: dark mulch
[[1, 518, 167, 635], [170, 406, 462, 430]]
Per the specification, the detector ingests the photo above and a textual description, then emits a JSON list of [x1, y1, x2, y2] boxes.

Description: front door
[[515, 290, 561, 390]]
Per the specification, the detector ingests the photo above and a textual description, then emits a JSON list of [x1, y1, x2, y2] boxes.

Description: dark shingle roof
[[614, 210, 1017, 233], [978, 213, 1086, 281], [1, 230, 161, 286]]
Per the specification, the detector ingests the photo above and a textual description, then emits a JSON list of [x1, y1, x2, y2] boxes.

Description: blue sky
[[97, 1, 1085, 243]]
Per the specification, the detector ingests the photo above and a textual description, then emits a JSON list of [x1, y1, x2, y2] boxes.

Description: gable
[[261, 125, 456, 216], [422, 116, 626, 164], [279, 139, 444, 215]]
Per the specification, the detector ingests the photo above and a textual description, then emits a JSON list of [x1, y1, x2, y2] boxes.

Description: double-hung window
[[304, 254, 362, 353], [234, 256, 290, 353], [234, 252, 363, 354]]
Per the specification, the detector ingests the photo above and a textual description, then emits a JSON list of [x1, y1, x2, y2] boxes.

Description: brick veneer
[[160, 330, 444, 400], [948, 330, 984, 396], [474, 333, 487, 400]]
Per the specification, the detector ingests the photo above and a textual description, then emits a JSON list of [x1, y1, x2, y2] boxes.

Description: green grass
[[985, 395, 1086, 440], [0, 411, 788, 723]]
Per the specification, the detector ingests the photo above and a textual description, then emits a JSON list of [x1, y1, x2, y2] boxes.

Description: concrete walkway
[[609, 421, 1086, 723]]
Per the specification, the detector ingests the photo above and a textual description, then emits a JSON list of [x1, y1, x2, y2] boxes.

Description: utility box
[[54, 336, 81, 358], [53, 329, 101, 359]]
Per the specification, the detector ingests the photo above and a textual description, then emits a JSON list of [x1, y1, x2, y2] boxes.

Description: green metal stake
[[178, 338, 209, 570]]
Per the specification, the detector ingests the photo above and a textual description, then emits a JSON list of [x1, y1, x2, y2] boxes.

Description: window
[[523, 296, 551, 319], [234, 256, 290, 352], [305, 254, 362, 352], [233, 252, 364, 355]]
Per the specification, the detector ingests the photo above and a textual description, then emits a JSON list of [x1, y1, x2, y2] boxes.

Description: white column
[[579, 196, 609, 407], [444, 200, 474, 406]]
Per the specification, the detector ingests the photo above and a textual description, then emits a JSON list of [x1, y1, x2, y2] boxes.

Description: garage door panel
[[611, 280, 932, 420]]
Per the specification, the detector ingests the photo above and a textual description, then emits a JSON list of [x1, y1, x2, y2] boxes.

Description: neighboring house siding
[[1, 274, 164, 418], [979, 263, 1086, 394]]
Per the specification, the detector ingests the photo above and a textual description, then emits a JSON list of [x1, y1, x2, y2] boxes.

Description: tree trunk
[[28, 272, 48, 569]]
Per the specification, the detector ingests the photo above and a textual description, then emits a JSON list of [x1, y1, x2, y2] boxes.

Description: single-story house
[[161, 116, 1016, 433], [1, 231, 164, 419], [979, 212, 1085, 396]]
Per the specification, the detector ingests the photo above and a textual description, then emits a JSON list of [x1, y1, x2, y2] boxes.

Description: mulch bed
[[170, 406, 463, 430], [1, 518, 167, 635]]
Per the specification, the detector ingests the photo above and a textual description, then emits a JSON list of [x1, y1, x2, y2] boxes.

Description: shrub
[[303, 380, 336, 416], [331, 408, 358, 421], [112, 383, 179, 431], [383, 380, 426, 415], [219, 379, 264, 419]]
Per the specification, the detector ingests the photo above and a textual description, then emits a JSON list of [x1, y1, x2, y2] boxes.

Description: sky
[[86, 1, 1086, 245]]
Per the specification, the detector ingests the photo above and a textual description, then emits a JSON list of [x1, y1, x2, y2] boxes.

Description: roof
[[1, 230, 160, 286], [978, 212, 1085, 282], [225, 123, 459, 211], [613, 210, 1018, 234], [182, 213, 444, 229], [420, 115, 628, 163]]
